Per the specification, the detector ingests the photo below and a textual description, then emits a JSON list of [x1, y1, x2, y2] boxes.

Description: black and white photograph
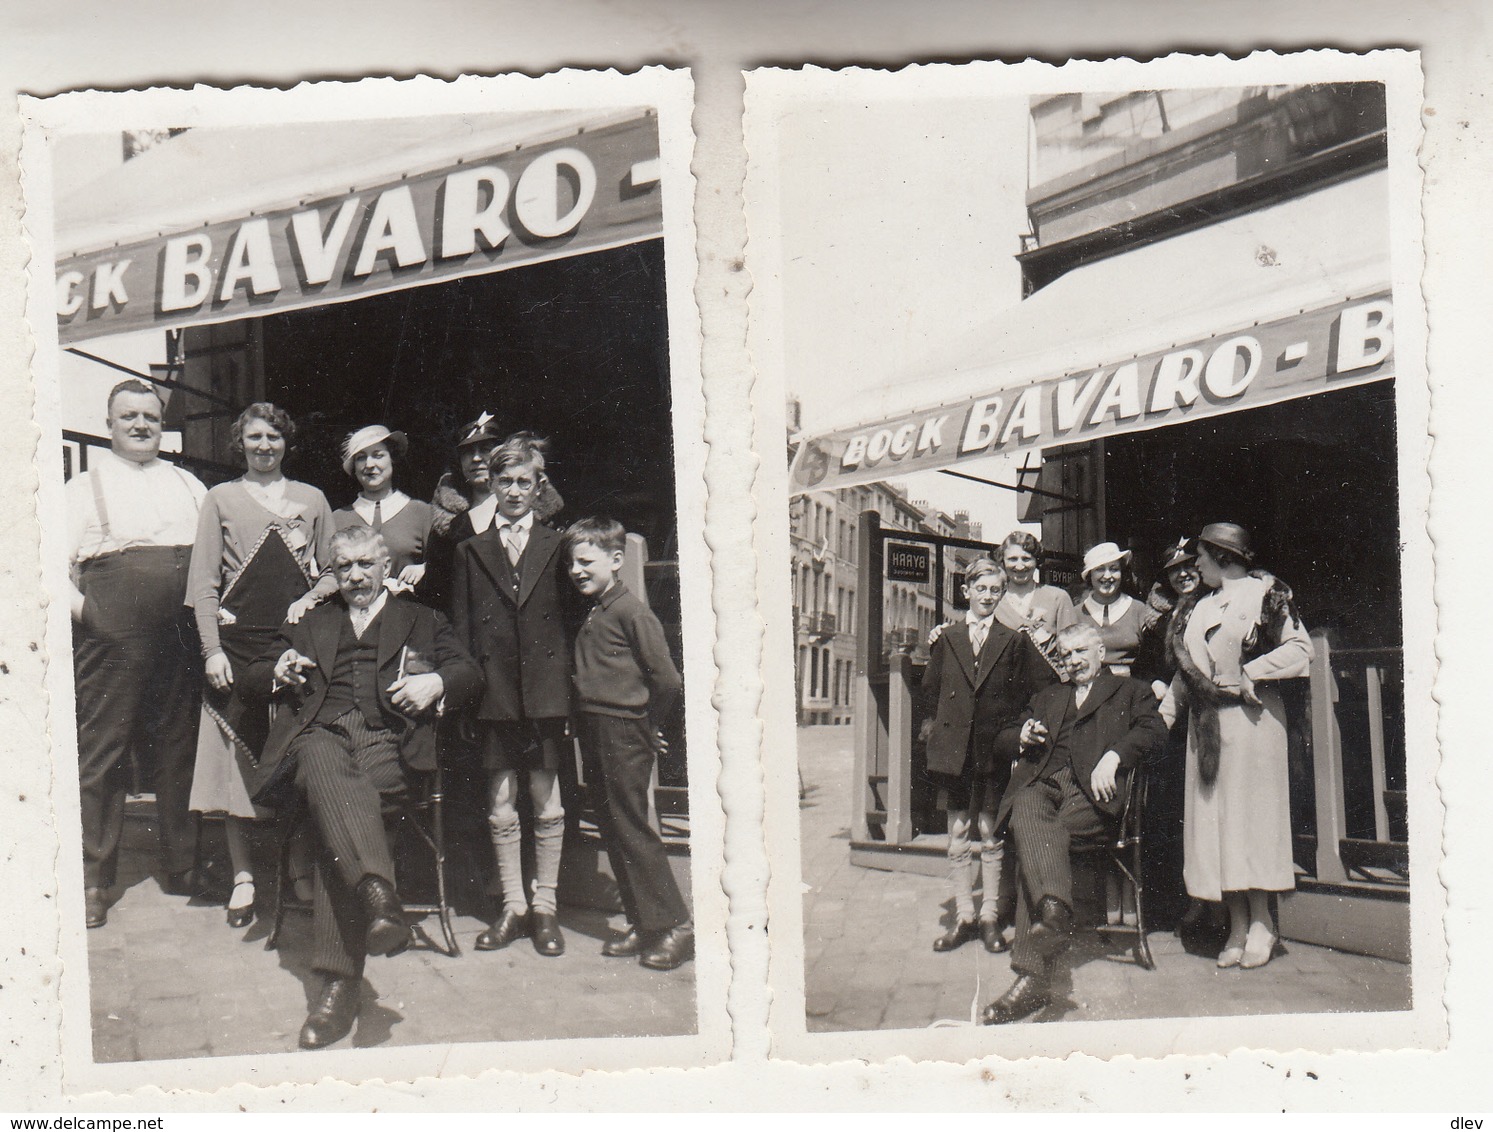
[[749, 52, 1440, 1061], [23, 69, 727, 1085]]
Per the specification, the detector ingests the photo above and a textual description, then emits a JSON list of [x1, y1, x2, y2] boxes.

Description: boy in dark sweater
[[565, 517, 693, 971]]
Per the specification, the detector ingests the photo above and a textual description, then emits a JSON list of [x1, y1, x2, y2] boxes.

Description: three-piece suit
[[242, 595, 480, 979]]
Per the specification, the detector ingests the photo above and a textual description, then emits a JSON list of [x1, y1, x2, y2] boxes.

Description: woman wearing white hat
[[1162, 522, 1313, 970], [334, 424, 434, 597], [186, 402, 340, 930], [1075, 541, 1151, 677]]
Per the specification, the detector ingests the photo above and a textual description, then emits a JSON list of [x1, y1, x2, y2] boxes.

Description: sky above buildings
[[772, 94, 1036, 540]]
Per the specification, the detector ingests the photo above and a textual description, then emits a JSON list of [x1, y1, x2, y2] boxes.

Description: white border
[[746, 50, 1443, 1065], [21, 67, 730, 1094]]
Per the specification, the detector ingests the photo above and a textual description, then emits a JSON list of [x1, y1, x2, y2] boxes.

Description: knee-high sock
[[489, 813, 526, 914], [531, 813, 565, 916], [979, 838, 1006, 924], [947, 828, 975, 924]]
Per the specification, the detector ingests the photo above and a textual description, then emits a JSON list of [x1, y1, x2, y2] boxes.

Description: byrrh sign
[[54, 115, 663, 344], [790, 293, 1394, 495]]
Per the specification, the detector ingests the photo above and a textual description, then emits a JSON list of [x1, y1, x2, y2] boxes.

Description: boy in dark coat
[[918, 557, 1056, 954], [450, 435, 577, 957]]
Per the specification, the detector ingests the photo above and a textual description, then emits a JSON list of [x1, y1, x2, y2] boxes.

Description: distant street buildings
[[788, 397, 983, 726]]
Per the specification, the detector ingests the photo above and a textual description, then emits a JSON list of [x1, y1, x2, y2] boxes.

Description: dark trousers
[[578, 712, 690, 933], [294, 711, 409, 979], [1007, 765, 1111, 978], [73, 547, 199, 889]]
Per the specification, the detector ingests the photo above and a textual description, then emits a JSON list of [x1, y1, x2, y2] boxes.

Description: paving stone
[[797, 724, 1413, 1034]]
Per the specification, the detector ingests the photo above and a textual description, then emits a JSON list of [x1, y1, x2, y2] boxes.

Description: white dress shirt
[[966, 611, 994, 655], [67, 449, 207, 564], [348, 590, 388, 639], [495, 510, 534, 560]]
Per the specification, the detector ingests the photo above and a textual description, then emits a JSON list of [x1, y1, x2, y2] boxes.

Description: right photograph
[[748, 54, 1436, 1059]]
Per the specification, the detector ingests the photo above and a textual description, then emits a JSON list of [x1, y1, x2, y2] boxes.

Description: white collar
[[102, 448, 160, 472], [495, 511, 534, 534], [467, 496, 499, 533], [965, 611, 994, 627], [1083, 593, 1133, 622], [348, 590, 388, 628], [353, 491, 408, 525]]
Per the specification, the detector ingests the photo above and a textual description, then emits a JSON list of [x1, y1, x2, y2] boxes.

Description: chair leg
[[1129, 836, 1155, 971], [266, 801, 299, 951], [428, 772, 460, 958]]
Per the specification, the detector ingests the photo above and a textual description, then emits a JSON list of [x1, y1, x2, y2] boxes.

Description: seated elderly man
[[982, 623, 1167, 1025], [242, 526, 480, 1049]]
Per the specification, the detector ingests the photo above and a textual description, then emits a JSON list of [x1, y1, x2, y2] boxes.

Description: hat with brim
[[455, 411, 503, 450], [1081, 541, 1131, 580], [1161, 537, 1197, 572], [1197, 521, 1254, 563], [341, 425, 407, 477]]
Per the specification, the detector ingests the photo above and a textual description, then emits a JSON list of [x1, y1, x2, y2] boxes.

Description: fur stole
[[1166, 571, 1300, 785], [430, 474, 470, 537]]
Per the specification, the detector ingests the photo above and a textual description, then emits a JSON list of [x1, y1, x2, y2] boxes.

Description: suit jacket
[[918, 620, 1055, 778], [241, 595, 482, 798], [449, 519, 576, 722], [995, 671, 1166, 825]]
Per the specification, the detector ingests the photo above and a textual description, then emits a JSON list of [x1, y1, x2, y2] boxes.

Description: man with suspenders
[[66, 379, 208, 928]]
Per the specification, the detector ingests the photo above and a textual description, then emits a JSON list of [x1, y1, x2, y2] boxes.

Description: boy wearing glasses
[[451, 434, 575, 957]]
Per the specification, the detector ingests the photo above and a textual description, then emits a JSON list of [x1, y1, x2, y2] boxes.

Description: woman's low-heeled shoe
[[1216, 943, 1245, 969], [226, 880, 256, 929], [1240, 929, 1279, 969]]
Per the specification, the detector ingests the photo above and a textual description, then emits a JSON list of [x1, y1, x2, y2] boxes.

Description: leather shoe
[[640, 924, 695, 971], [932, 920, 980, 953], [981, 973, 1050, 1025], [981, 920, 1010, 954], [475, 908, 529, 951], [161, 868, 225, 901], [530, 910, 565, 957], [356, 876, 409, 957], [1027, 896, 1073, 959], [602, 925, 643, 958], [85, 887, 108, 929], [298, 976, 360, 1050]]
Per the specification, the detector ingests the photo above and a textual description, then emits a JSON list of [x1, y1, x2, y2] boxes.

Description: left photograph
[[23, 71, 725, 1078]]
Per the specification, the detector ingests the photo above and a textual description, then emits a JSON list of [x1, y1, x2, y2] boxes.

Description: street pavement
[[797, 724, 1413, 1031], [87, 805, 696, 1062]]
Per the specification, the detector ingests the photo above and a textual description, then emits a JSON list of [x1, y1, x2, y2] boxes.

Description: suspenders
[[87, 460, 197, 554]]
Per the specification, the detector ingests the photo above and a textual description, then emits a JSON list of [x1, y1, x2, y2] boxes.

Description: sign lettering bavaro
[[55, 115, 663, 343], [790, 293, 1395, 495]]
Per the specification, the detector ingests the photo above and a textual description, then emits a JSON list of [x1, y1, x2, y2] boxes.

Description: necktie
[[1101, 602, 1110, 626], [970, 620, 987, 656], [502, 525, 521, 566], [372, 500, 383, 532]]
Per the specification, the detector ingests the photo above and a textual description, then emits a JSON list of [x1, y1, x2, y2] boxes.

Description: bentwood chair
[[267, 744, 461, 959], [1077, 766, 1155, 970]]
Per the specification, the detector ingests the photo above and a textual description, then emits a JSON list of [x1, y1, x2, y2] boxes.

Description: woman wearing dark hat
[[334, 424, 434, 595], [1136, 537, 1202, 697], [424, 415, 564, 610], [1075, 541, 1151, 676], [1161, 522, 1313, 970], [1134, 537, 1203, 929]]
